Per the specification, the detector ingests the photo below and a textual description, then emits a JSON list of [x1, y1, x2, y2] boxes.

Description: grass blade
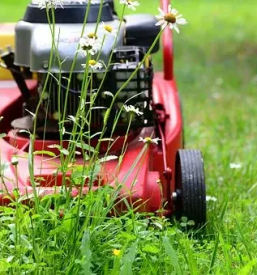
[[120, 242, 138, 275], [162, 236, 182, 275], [208, 232, 220, 273]]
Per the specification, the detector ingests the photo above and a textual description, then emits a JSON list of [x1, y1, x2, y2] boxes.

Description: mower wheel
[[174, 149, 206, 227]]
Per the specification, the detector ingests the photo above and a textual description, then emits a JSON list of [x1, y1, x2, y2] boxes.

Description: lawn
[[1, 0, 257, 274]]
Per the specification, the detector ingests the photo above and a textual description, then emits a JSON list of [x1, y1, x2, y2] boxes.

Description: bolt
[[172, 192, 177, 201], [42, 61, 49, 69]]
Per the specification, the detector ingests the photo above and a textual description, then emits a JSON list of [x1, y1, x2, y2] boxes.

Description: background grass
[[1, 0, 257, 273]]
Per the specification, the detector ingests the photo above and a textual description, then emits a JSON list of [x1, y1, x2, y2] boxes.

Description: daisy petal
[[158, 7, 165, 15], [155, 20, 164, 26], [173, 24, 180, 33], [162, 22, 168, 30], [177, 18, 187, 25], [171, 8, 179, 15]]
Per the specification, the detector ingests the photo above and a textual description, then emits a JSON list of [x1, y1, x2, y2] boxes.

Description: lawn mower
[[0, 0, 206, 226]]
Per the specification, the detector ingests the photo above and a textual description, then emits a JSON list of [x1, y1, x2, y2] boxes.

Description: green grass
[[1, 0, 257, 274]]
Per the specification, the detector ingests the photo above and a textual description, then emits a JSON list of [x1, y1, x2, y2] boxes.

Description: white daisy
[[119, 0, 139, 11], [124, 105, 143, 116], [82, 59, 103, 71], [78, 34, 101, 56], [101, 22, 118, 36], [32, 0, 64, 9], [206, 195, 217, 202], [229, 163, 242, 169], [11, 155, 19, 166], [155, 5, 187, 33], [32, 0, 87, 8], [139, 137, 161, 145]]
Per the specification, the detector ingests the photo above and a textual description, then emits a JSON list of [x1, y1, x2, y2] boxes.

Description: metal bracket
[[0, 46, 31, 100]]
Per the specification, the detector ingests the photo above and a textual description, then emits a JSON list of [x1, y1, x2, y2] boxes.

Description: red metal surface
[[161, 0, 174, 80], [0, 72, 182, 213], [7, 128, 139, 154]]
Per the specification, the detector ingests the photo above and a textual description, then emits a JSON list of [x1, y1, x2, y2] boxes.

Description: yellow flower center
[[104, 25, 113, 33], [127, 0, 134, 5], [87, 33, 98, 39], [164, 13, 176, 24], [145, 137, 152, 143], [89, 60, 97, 66]]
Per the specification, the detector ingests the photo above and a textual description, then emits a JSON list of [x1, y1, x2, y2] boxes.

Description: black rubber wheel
[[174, 149, 206, 227]]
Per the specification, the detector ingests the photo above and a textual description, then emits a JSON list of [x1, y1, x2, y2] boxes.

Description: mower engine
[[4, 0, 160, 137]]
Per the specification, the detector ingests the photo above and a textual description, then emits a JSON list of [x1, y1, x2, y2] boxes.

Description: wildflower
[[139, 137, 161, 145], [87, 32, 98, 40], [229, 163, 242, 169], [32, 0, 64, 9], [61, 127, 66, 135], [155, 5, 187, 33], [11, 155, 19, 166], [99, 155, 118, 163], [32, 0, 85, 8], [120, 0, 139, 11], [206, 195, 217, 202], [103, 91, 114, 98], [68, 115, 77, 123], [83, 59, 103, 70], [112, 249, 121, 256], [156, 179, 161, 185], [124, 105, 143, 116], [211, 93, 222, 100], [78, 35, 101, 56], [101, 22, 118, 36]]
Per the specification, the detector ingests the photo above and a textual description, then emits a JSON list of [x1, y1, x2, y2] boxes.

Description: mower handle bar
[[161, 0, 173, 80]]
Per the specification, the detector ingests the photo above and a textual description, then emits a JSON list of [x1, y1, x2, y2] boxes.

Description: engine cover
[[14, 4, 125, 72]]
